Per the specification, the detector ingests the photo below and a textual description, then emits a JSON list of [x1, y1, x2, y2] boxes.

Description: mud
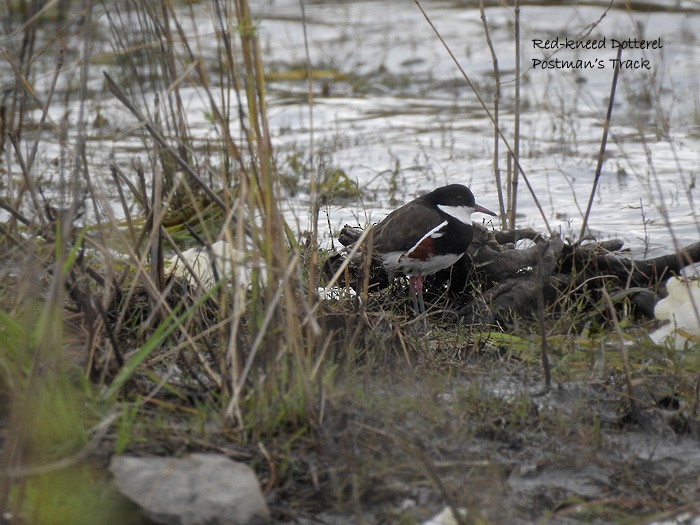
[[274, 360, 700, 524]]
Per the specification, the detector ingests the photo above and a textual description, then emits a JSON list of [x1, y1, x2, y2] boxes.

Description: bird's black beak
[[474, 203, 497, 217]]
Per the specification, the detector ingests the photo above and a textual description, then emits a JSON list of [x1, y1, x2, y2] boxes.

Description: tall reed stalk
[[415, 0, 552, 235], [99, 0, 322, 427], [0, 1, 326, 518]]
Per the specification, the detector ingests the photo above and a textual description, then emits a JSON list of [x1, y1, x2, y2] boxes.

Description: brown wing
[[401, 235, 437, 261], [372, 201, 444, 254]]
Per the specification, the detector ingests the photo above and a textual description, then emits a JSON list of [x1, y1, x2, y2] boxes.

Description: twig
[[0, 195, 32, 227], [512, 0, 521, 230], [300, 0, 321, 312], [601, 287, 636, 416], [103, 72, 226, 212], [8, 133, 46, 227], [536, 248, 552, 392], [415, 0, 552, 235], [109, 165, 138, 244], [478, 0, 505, 229], [578, 46, 623, 242], [226, 254, 301, 420]]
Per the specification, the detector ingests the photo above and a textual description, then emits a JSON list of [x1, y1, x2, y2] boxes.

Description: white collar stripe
[[404, 220, 448, 257]]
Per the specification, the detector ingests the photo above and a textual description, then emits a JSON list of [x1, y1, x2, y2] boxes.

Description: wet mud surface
[[275, 359, 700, 524]]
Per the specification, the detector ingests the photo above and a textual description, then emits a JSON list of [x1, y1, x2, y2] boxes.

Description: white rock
[[422, 506, 468, 525], [651, 277, 700, 349], [110, 453, 270, 525], [167, 240, 261, 290]]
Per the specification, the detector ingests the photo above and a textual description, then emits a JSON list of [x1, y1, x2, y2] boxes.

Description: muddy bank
[[266, 348, 700, 524]]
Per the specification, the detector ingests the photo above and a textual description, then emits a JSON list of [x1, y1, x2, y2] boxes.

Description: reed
[[0, 0, 330, 519], [99, 0, 325, 430]]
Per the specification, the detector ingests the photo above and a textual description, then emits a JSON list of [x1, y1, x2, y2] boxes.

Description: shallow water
[[251, 0, 700, 257], [5, 1, 700, 260]]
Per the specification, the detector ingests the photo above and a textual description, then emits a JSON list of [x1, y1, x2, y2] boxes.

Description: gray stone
[[110, 453, 270, 525]]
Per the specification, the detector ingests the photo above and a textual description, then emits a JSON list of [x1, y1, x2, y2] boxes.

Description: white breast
[[379, 251, 464, 277]]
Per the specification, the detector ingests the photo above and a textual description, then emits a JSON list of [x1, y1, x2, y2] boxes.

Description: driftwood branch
[[562, 241, 700, 289], [325, 224, 700, 326]]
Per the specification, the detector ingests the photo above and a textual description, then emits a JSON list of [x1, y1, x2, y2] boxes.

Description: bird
[[372, 184, 497, 314]]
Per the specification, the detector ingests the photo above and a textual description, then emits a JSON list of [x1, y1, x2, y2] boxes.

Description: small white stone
[[422, 506, 468, 525], [167, 240, 263, 291]]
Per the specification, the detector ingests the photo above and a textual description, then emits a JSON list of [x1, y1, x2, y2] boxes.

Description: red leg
[[408, 273, 426, 315], [414, 273, 423, 295]]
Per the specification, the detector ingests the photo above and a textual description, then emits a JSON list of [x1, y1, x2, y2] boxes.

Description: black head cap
[[423, 184, 476, 207], [423, 184, 497, 217]]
